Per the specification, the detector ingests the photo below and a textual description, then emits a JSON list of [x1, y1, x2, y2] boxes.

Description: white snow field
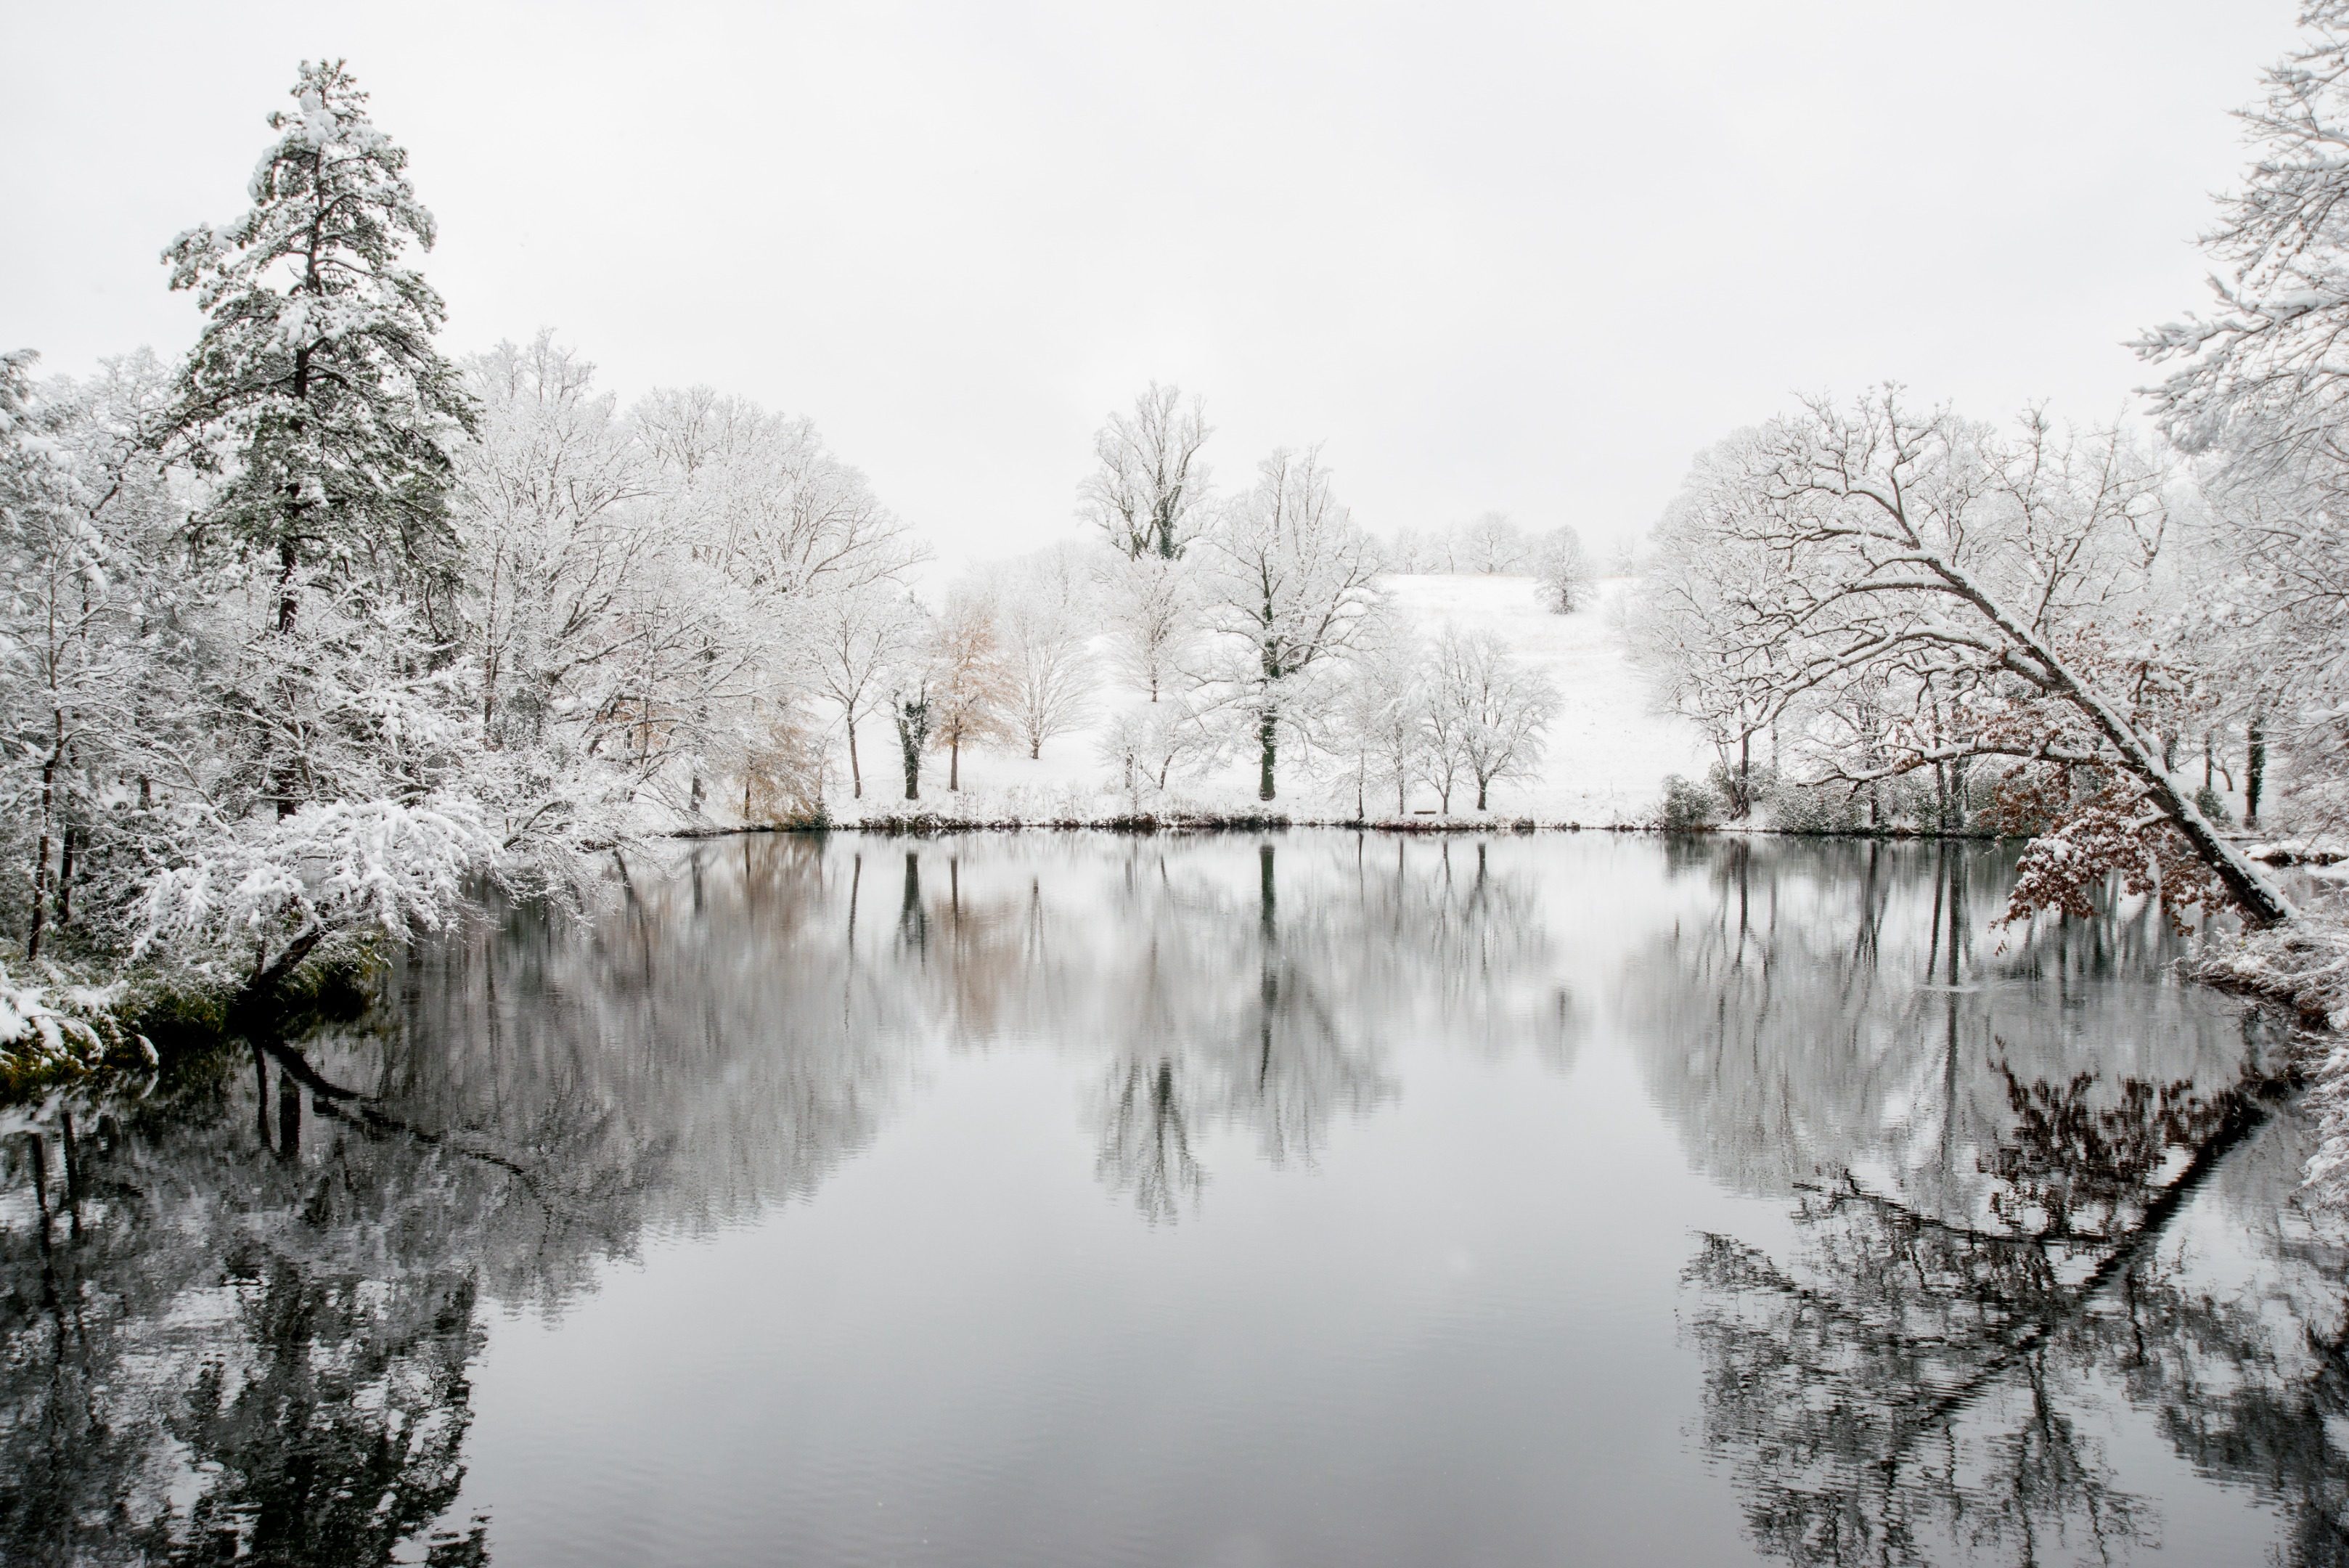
[[822, 574, 1714, 829]]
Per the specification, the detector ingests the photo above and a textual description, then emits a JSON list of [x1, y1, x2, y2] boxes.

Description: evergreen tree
[[166, 60, 472, 611], [161, 60, 474, 817]]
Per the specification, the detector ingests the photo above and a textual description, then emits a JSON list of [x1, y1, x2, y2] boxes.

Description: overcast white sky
[[0, 2, 2310, 566]]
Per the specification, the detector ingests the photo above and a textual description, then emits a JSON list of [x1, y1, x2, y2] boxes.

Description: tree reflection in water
[[1, 833, 2336, 1567], [0, 832, 1572, 1559], [1650, 840, 2349, 1567]]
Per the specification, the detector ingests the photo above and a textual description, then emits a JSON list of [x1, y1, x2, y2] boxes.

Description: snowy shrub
[[1767, 780, 1864, 834], [0, 963, 152, 1085], [134, 795, 499, 984], [1657, 775, 1720, 831]]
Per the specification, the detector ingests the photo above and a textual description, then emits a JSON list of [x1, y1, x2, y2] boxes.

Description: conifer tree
[[161, 60, 474, 815], [166, 60, 471, 603]]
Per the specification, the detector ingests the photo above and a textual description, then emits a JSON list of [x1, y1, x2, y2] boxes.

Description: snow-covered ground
[[823, 573, 1713, 828]]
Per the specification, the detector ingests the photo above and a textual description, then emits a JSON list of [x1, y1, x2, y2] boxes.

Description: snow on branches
[[1638, 388, 2293, 925]]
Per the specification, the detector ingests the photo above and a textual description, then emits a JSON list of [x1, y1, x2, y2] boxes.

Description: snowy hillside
[[827, 574, 1714, 828]]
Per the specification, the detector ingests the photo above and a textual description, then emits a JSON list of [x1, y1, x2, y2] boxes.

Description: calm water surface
[[4, 833, 2340, 1567]]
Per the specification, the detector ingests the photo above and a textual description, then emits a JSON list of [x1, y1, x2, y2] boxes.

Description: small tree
[[1532, 525, 1593, 613], [1328, 623, 1430, 817], [926, 587, 1013, 791], [1425, 626, 1561, 811], [1455, 511, 1529, 574], [810, 584, 924, 798], [996, 546, 1096, 758]]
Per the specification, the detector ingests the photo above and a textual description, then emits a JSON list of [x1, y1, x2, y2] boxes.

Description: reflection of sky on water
[[1, 832, 2338, 1567]]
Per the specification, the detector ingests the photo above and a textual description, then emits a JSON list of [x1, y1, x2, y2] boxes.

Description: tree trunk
[[847, 718, 862, 799], [1257, 712, 1277, 802], [25, 730, 58, 962], [2246, 716, 2266, 831], [240, 923, 327, 1005], [949, 735, 961, 791], [1030, 736, 1042, 760], [54, 825, 77, 929], [273, 535, 301, 821], [1737, 730, 1752, 819], [1476, 778, 1490, 811]]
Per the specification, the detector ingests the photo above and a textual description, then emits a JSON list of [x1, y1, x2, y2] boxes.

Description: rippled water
[[3, 832, 2341, 1567]]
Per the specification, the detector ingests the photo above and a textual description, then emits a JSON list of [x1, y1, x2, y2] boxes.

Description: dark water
[[4, 833, 2342, 1568]]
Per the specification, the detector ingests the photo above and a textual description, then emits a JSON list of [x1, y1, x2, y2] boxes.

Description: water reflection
[[0, 833, 2337, 1567], [1637, 841, 2348, 1567]]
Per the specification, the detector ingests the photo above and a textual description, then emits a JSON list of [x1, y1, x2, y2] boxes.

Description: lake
[[4, 831, 2340, 1567]]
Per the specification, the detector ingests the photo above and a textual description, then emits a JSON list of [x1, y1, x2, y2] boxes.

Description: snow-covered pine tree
[[134, 62, 498, 995], [163, 59, 474, 818]]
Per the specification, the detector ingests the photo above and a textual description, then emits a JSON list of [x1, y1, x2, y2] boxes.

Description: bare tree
[[926, 586, 1014, 791], [1080, 383, 1212, 560], [809, 583, 924, 799], [1424, 626, 1560, 812], [1095, 552, 1197, 705], [993, 545, 1098, 759], [1453, 511, 1530, 574], [1328, 618, 1430, 817], [1624, 452, 1784, 819]]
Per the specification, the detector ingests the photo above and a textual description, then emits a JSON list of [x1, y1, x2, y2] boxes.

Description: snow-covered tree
[[2137, 0, 2349, 841], [1625, 441, 1784, 818], [925, 586, 1013, 791], [1197, 448, 1384, 801], [163, 60, 475, 822], [1081, 383, 1212, 560], [1652, 390, 2292, 926], [809, 581, 925, 799], [0, 352, 182, 960], [1095, 551, 1198, 706], [129, 61, 504, 989], [1423, 626, 1560, 812], [994, 544, 1096, 759], [1454, 511, 1530, 574], [1386, 526, 1438, 574], [1327, 618, 1431, 817], [1098, 693, 1214, 812], [1532, 524, 1593, 613], [891, 684, 932, 804]]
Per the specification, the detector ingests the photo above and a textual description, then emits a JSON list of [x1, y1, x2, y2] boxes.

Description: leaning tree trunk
[[1934, 563, 2295, 924], [846, 718, 863, 799]]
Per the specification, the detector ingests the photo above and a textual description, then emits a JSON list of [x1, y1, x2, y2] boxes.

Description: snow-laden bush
[[134, 794, 499, 987], [0, 963, 152, 1084], [1657, 774, 1720, 831]]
